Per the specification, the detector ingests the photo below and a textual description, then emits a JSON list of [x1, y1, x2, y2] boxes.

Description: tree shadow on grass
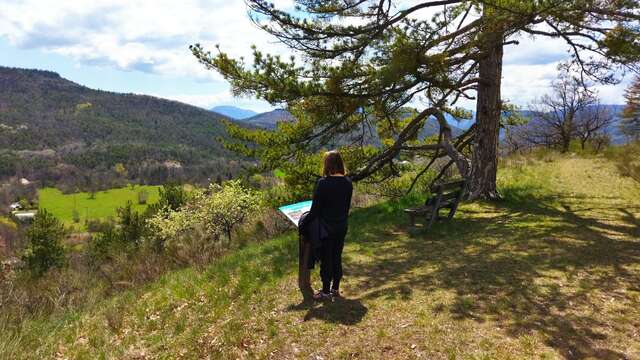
[[343, 190, 640, 359], [619, 208, 640, 237]]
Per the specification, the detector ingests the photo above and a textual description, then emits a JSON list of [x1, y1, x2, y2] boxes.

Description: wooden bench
[[404, 180, 467, 228]]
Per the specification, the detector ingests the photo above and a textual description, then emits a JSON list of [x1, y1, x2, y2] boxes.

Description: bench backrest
[[426, 180, 467, 207], [430, 180, 466, 193]]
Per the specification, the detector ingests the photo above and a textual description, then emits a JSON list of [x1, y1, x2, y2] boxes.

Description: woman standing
[[308, 150, 353, 300]]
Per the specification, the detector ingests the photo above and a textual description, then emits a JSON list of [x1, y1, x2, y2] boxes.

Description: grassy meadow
[[38, 185, 161, 229], [3, 155, 640, 359]]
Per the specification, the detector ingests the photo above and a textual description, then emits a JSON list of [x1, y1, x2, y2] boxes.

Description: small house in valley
[[12, 210, 36, 222]]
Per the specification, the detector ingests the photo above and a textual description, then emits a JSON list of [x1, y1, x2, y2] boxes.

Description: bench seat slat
[[438, 191, 462, 202], [405, 198, 456, 213], [404, 206, 434, 214]]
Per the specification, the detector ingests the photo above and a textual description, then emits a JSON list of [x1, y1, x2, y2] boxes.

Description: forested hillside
[[0, 67, 245, 190]]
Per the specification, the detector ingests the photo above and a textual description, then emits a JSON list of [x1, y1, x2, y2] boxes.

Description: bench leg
[[447, 204, 459, 221], [408, 214, 415, 226], [446, 209, 455, 220], [426, 212, 437, 229]]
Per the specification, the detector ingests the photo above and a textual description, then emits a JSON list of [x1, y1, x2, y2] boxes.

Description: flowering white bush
[[147, 180, 262, 255], [147, 205, 198, 245], [198, 180, 262, 242]]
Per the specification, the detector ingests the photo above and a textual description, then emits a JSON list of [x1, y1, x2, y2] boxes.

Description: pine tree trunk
[[469, 23, 503, 201]]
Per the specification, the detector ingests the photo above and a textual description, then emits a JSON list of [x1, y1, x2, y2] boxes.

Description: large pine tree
[[193, 1, 639, 199], [621, 76, 640, 139]]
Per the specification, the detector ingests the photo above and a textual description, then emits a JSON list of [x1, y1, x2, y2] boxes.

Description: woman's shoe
[[313, 291, 331, 301], [330, 289, 341, 298]]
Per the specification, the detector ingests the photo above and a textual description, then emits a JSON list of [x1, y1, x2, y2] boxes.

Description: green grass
[[38, 185, 161, 230], [4, 156, 640, 359]]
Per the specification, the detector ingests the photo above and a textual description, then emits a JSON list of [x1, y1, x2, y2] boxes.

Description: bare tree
[[575, 103, 614, 151], [503, 124, 533, 154], [527, 69, 598, 152], [508, 68, 614, 154], [590, 133, 611, 154]]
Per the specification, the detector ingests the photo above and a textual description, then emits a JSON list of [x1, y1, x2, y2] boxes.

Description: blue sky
[[0, 0, 631, 112]]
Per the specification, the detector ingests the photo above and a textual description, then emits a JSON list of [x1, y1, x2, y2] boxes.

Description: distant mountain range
[[0, 67, 246, 188], [210, 105, 258, 120], [239, 109, 295, 129], [213, 104, 631, 148], [213, 107, 465, 139], [210, 106, 294, 129]]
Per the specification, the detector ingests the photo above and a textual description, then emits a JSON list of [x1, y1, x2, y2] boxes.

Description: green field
[[38, 185, 161, 229]]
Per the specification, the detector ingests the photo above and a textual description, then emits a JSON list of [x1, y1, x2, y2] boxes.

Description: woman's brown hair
[[323, 150, 346, 177]]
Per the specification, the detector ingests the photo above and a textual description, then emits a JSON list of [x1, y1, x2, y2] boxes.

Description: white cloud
[[502, 62, 560, 106], [0, 0, 293, 80], [594, 79, 632, 105], [504, 35, 570, 66]]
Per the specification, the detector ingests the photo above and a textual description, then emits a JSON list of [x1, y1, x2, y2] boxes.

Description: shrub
[[145, 183, 188, 217], [0, 266, 98, 325], [199, 180, 262, 242], [137, 189, 149, 205], [147, 204, 200, 253], [606, 141, 640, 183], [114, 163, 128, 178], [87, 202, 146, 263], [0, 217, 18, 255], [87, 223, 120, 263], [147, 180, 262, 260], [234, 207, 291, 245], [262, 183, 305, 208], [21, 210, 66, 277], [72, 209, 80, 223], [18, 199, 29, 210], [116, 201, 146, 246], [158, 183, 187, 210], [85, 217, 114, 233]]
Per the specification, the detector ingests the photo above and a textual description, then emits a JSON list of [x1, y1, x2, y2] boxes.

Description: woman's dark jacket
[[298, 212, 327, 250], [307, 176, 353, 228], [298, 176, 353, 269]]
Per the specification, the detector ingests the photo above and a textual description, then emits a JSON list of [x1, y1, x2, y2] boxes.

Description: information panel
[[278, 200, 312, 226]]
